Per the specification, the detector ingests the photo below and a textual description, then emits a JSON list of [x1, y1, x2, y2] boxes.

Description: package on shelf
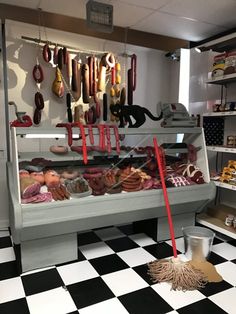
[[224, 51, 236, 75], [211, 53, 227, 78]]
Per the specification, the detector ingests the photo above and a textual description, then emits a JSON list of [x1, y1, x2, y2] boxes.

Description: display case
[[7, 126, 215, 272]]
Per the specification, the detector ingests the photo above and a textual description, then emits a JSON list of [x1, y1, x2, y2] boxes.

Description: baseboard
[[0, 219, 9, 229]]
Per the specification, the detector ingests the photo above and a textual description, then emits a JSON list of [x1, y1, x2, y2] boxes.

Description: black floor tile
[[67, 277, 114, 309], [117, 224, 135, 235], [213, 237, 224, 245], [119, 287, 173, 314], [78, 231, 101, 246], [227, 239, 236, 247], [0, 298, 30, 314], [208, 252, 228, 265], [178, 298, 228, 314], [106, 236, 139, 252], [78, 248, 86, 261], [199, 281, 233, 297], [89, 254, 129, 275], [143, 242, 179, 259], [0, 261, 19, 280], [132, 264, 154, 285], [21, 268, 64, 296], [231, 259, 236, 264], [0, 236, 12, 249]]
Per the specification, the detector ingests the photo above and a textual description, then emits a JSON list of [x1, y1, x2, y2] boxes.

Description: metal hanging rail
[[21, 35, 133, 58]]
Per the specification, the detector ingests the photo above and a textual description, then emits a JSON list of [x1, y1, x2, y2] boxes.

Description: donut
[[30, 171, 45, 185], [61, 169, 79, 180], [50, 145, 68, 154]]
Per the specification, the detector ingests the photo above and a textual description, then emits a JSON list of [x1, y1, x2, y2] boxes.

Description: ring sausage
[[32, 64, 44, 83]]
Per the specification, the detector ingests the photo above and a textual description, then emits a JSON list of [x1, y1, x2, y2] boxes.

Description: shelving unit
[[8, 126, 215, 272], [197, 48, 236, 238]]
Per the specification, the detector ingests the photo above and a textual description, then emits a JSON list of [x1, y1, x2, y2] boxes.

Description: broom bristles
[[148, 257, 207, 291]]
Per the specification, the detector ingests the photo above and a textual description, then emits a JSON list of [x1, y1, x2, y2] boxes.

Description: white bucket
[[182, 226, 215, 261]]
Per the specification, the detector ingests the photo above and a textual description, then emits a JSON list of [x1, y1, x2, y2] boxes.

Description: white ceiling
[[2, 0, 236, 42]]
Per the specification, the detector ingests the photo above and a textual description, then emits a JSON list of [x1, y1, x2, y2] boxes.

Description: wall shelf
[[206, 73, 236, 85], [207, 146, 236, 153], [203, 111, 236, 117], [214, 181, 236, 191]]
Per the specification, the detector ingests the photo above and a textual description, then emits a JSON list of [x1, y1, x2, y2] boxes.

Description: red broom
[[148, 137, 207, 291]]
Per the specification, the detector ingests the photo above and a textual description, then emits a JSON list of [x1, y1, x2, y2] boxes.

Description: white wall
[[0, 19, 179, 226]]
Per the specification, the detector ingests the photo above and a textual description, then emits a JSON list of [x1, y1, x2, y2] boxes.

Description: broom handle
[[153, 137, 178, 258]]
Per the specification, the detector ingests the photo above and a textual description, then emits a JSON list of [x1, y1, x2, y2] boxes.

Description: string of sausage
[[127, 54, 137, 105]]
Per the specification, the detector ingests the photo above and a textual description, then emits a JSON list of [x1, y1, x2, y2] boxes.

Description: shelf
[[14, 127, 203, 137], [197, 204, 236, 239], [207, 146, 236, 153], [203, 111, 236, 117], [214, 181, 236, 191], [206, 73, 236, 85], [196, 212, 236, 239]]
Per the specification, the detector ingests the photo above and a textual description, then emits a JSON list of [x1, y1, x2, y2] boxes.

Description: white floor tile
[[166, 237, 185, 253], [117, 247, 155, 267], [102, 268, 148, 296], [79, 297, 129, 314], [0, 277, 25, 303], [209, 287, 236, 314], [215, 262, 236, 286], [57, 260, 99, 285], [26, 287, 77, 314], [0, 247, 15, 263], [152, 282, 205, 310], [79, 242, 114, 260], [129, 233, 156, 246], [94, 227, 125, 241], [166, 311, 179, 314], [211, 243, 236, 260]]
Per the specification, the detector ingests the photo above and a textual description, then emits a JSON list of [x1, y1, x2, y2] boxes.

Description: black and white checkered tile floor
[[0, 225, 235, 314]]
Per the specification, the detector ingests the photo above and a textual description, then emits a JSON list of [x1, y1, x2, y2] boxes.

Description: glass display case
[[7, 126, 215, 272]]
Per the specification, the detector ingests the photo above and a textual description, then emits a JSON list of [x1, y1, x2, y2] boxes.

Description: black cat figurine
[[110, 103, 163, 128]]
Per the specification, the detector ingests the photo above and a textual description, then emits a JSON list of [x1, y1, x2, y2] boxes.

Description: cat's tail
[[143, 107, 163, 121]]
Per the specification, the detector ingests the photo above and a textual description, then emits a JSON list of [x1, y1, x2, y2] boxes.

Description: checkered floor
[[0, 225, 235, 314]]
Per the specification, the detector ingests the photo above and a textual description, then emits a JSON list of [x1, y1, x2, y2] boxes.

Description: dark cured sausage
[[103, 93, 108, 121], [66, 93, 73, 123], [82, 64, 90, 103], [53, 45, 58, 65], [34, 92, 44, 110], [58, 48, 63, 70], [127, 68, 133, 105], [88, 56, 94, 96], [33, 108, 42, 125], [42, 44, 51, 63]]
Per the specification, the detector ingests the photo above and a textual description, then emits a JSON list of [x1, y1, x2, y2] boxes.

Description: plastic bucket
[[182, 226, 215, 261]]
